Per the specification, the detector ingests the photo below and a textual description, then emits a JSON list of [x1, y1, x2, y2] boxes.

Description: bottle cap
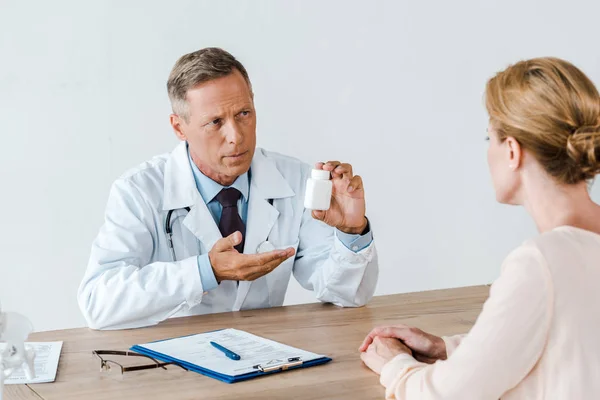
[[311, 169, 331, 180]]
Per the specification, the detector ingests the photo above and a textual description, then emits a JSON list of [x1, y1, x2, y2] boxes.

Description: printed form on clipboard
[[131, 328, 332, 383]]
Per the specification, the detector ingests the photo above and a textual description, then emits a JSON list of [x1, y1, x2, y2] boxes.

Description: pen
[[210, 341, 241, 360]]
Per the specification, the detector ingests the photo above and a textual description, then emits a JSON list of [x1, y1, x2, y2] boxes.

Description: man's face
[[171, 69, 256, 186]]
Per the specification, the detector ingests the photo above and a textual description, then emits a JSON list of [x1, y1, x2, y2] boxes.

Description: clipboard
[[130, 329, 332, 383]]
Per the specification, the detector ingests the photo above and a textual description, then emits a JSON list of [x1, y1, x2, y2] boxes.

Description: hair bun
[[566, 123, 600, 180]]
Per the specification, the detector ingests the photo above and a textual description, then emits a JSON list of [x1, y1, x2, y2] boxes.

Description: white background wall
[[1, 0, 599, 332]]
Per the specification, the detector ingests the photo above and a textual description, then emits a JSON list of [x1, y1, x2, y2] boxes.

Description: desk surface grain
[[17, 286, 489, 400]]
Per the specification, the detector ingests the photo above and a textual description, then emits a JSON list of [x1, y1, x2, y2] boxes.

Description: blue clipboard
[[130, 330, 332, 383]]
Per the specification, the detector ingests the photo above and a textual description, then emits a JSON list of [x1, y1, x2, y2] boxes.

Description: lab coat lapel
[[232, 185, 279, 310], [233, 149, 295, 311], [182, 201, 222, 252], [163, 142, 222, 252]]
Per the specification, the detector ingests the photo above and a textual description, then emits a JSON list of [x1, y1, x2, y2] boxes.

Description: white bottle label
[[304, 178, 332, 210]]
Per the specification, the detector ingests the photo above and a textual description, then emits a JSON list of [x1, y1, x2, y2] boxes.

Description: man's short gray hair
[[167, 47, 252, 121]]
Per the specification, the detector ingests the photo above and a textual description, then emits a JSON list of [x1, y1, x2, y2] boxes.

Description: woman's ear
[[505, 136, 522, 170]]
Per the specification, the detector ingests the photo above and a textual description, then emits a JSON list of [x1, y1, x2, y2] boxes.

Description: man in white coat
[[77, 48, 378, 330]]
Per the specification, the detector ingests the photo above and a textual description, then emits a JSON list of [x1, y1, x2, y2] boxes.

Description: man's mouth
[[225, 151, 248, 159]]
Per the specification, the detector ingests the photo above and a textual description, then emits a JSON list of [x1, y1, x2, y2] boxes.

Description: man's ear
[[170, 114, 187, 141]]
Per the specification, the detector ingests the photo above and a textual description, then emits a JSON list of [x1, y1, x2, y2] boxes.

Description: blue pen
[[210, 341, 241, 360]]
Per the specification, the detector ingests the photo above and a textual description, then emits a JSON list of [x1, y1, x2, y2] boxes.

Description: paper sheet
[[0, 342, 63, 384], [137, 329, 324, 376]]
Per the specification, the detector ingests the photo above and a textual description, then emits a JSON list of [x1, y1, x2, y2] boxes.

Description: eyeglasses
[[92, 350, 188, 376]]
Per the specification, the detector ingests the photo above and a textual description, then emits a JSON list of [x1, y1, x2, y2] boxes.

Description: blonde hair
[[485, 57, 600, 184]]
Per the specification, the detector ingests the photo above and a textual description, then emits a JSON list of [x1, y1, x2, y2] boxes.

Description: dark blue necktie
[[215, 188, 245, 253]]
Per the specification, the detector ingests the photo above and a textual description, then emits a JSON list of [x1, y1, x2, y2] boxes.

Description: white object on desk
[[0, 342, 62, 385], [0, 305, 36, 400]]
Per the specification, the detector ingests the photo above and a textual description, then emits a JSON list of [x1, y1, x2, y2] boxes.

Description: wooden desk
[[5, 286, 489, 400]]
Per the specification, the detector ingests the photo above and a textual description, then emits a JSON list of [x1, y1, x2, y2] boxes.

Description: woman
[[359, 57, 600, 399]]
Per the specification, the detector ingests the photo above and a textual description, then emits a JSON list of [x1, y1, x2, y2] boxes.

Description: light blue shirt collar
[[187, 145, 249, 204]]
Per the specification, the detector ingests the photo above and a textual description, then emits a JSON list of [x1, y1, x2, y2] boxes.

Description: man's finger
[[235, 252, 280, 269], [333, 163, 353, 180], [245, 260, 284, 280], [236, 249, 292, 268], [212, 231, 242, 253], [257, 248, 295, 269], [347, 175, 363, 193], [312, 210, 326, 221], [322, 161, 341, 171], [242, 250, 295, 280]]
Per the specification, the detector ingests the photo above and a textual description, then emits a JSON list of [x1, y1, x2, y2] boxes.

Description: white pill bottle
[[304, 169, 332, 210]]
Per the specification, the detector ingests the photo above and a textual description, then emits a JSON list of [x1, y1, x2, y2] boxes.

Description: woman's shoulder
[[502, 226, 600, 275], [525, 226, 600, 259], [501, 239, 548, 275]]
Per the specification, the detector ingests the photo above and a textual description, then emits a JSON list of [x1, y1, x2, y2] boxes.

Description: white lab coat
[[77, 142, 378, 330]]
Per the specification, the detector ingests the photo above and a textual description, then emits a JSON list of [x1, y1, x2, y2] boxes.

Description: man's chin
[[222, 161, 251, 177], [223, 151, 252, 168]]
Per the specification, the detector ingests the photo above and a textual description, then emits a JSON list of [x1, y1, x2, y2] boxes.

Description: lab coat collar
[[248, 149, 296, 201], [163, 143, 295, 210], [163, 141, 198, 211]]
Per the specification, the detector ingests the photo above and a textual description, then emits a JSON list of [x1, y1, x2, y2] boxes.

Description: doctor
[[77, 47, 378, 330]]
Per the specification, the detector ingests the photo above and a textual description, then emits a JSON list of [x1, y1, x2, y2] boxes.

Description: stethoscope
[[165, 207, 190, 262], [165, 203, 276, 261]]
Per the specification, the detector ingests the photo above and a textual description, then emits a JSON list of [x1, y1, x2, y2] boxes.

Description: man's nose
[[224, 120, 244, 145]]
